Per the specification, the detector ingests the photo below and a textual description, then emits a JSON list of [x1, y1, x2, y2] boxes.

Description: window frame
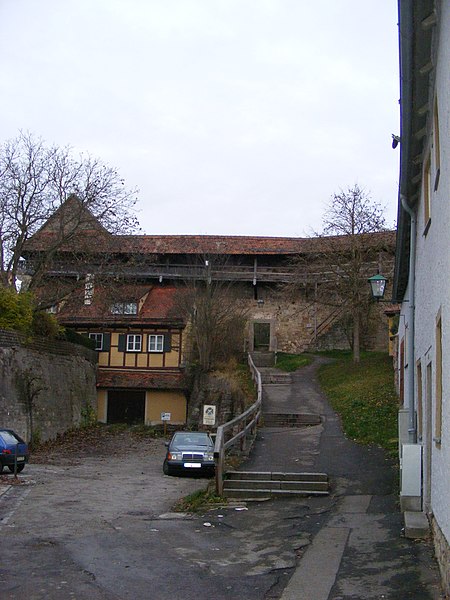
[[423, 154, 432, 233], [435, 313, 442, 446], [126, 334, 142, 352], [148, 334, 164, 353], [89, 332, 104, 351], [110, 302, 138, 315], [433, 96, 440, 191]]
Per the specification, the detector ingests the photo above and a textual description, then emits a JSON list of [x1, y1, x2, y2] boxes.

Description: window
[[433, 96, 440, 190], [110, 302, 138, 315], [416, 361, 423, 440], [89, 333, 103, 351], [148, 334, 164, 353], [435, 314, 442, 445], [423, 154, 431, 231], [127, 334, 142, 352]]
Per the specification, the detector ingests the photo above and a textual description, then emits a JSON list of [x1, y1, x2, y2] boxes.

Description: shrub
[[64, 328, 96, 349], [31, 310, 64, 338], [0, 287, 34, 333]]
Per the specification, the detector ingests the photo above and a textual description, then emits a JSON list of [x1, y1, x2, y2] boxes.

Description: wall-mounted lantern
[[368, 273, 388, 301]]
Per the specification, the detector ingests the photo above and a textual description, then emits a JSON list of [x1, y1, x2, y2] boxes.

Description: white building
[[393, 1, 449, 594]]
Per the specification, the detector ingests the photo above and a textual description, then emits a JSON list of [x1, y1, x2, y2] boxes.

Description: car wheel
[[163, 460, 172, 476], [7, 464, 25, 473], [0, 462, 3, 474]]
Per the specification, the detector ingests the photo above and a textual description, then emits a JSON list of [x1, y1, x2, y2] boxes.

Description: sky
[[0, 0, 400, 237]]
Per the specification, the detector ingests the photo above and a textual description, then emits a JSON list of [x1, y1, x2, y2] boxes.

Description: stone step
[[404, 511, 430, 539], [223, 479, 329, 492], [226, 471, 328, 482], [223, 488, 330, 499], [250, 352, 275, 367], [262, 413, 321, 427], [223, 471, 330, 499], [260, 372, 292, 385]]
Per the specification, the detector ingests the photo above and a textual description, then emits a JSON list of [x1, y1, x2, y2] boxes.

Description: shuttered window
[[127, 334, 142, 352], [148, 334, 164, 353]]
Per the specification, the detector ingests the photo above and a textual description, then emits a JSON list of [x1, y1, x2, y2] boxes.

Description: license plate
[[184, 463, 201, 468], [16, 457, 25, 462]]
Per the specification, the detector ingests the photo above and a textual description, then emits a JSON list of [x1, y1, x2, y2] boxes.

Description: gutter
[[400, 194, 417, 443]]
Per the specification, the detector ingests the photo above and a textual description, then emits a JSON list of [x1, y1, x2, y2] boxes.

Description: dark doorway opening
[[253, 322, 271, 351], [107, 390, 145, 424]]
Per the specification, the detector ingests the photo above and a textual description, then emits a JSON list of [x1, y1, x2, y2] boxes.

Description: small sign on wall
[[161, 412, 171, 421], [203, 405, 216, 426]]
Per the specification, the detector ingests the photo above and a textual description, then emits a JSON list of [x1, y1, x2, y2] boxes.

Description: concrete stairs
[[223, 471, 330, 500], [260, 371, 292, 385], [250, 351, 276, 367], [262, 412, 321, 427]]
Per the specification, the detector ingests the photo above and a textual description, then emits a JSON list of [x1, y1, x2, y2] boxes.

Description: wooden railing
[[214, 354, 262, 495]]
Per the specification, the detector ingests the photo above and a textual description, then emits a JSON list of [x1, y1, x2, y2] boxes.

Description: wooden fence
[[214, 354, 262, 495]]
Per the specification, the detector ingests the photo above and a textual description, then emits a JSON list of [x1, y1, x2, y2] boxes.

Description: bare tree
[[322, 184, 386, 237], [0, 131, 139, 289], [175, 256, 249, 372], [292, 185, 390, 363], [18, 369, 46, 446]]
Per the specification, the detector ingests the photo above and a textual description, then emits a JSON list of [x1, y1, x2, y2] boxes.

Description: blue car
[[0, 429, 29, 474]]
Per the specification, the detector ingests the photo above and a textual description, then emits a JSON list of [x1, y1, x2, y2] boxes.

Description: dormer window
[[110, 302, 138, 315]]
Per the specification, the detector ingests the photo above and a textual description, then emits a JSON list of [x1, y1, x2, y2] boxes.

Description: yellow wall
[[97, 390, 108, 423], [125, 353, 136, 367], [98, 353, 109, 367], [149, 353, 164, 368], [145, 391, 186, 425]]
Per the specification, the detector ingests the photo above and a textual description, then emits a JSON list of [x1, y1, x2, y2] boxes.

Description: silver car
[[163, 431, 215, 476]]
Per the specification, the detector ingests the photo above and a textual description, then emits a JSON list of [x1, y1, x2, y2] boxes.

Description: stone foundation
[[431, 515, 450, 597]]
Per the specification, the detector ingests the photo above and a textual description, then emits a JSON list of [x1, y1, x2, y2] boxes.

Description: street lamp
[[368, 273, 388, 301]]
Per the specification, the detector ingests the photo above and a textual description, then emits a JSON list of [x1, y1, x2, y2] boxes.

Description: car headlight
[[168, 452, 182, 460], [205, 452, 214, 461]]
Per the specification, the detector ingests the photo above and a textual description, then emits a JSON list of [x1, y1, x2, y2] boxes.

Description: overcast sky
[[0, 0, 400, 237]]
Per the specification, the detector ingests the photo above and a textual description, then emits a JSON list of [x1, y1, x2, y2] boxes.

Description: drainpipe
[[400, 194, 417, 443]]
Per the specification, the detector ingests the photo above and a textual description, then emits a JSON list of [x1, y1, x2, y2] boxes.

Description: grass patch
[[275, 353, 312, 372], [318, 352, 399, 457], [173, 486, 227, 513], [235, 361, 257, 403]]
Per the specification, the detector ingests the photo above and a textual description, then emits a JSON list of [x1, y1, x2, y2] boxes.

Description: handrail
[[214, 354, 262, 495]]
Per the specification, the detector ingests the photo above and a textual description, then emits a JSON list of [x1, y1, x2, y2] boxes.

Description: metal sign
[[161, 412, 171, 421], [203, 405, 216, 426]]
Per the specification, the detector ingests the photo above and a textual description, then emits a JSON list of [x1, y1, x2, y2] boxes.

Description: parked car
[[0, 429, 29, 474], [163, 431, 215, 476]]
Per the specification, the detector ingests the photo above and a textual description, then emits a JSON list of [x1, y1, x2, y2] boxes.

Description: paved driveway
[[0, 431, 303, 600], [0, 362, 444, 600]]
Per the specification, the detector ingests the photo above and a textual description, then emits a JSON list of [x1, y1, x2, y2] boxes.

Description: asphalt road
[[0, 434, 311, 600], [0, 360, 444, 600]]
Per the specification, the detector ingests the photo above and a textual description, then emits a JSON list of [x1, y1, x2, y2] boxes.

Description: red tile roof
[[113, 231, 396, 255], [97, 369, 186, 390], [24, 196, 396, 258], [140, 286, 179, 319], [56, 284, 185, 325]]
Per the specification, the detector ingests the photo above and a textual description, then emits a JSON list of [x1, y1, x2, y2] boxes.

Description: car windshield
[[174, 433, 210, 446], [0, 431, 21, 445]]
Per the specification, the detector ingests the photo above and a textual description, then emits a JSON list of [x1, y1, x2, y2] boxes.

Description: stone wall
[[186, 370, 248, 428], [245, 290, 391, 354], [0, 330, 97, 443], [431, 515, 450, 598]]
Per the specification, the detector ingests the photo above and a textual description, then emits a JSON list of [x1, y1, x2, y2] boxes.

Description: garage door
[[107, 390, 145, 424]]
